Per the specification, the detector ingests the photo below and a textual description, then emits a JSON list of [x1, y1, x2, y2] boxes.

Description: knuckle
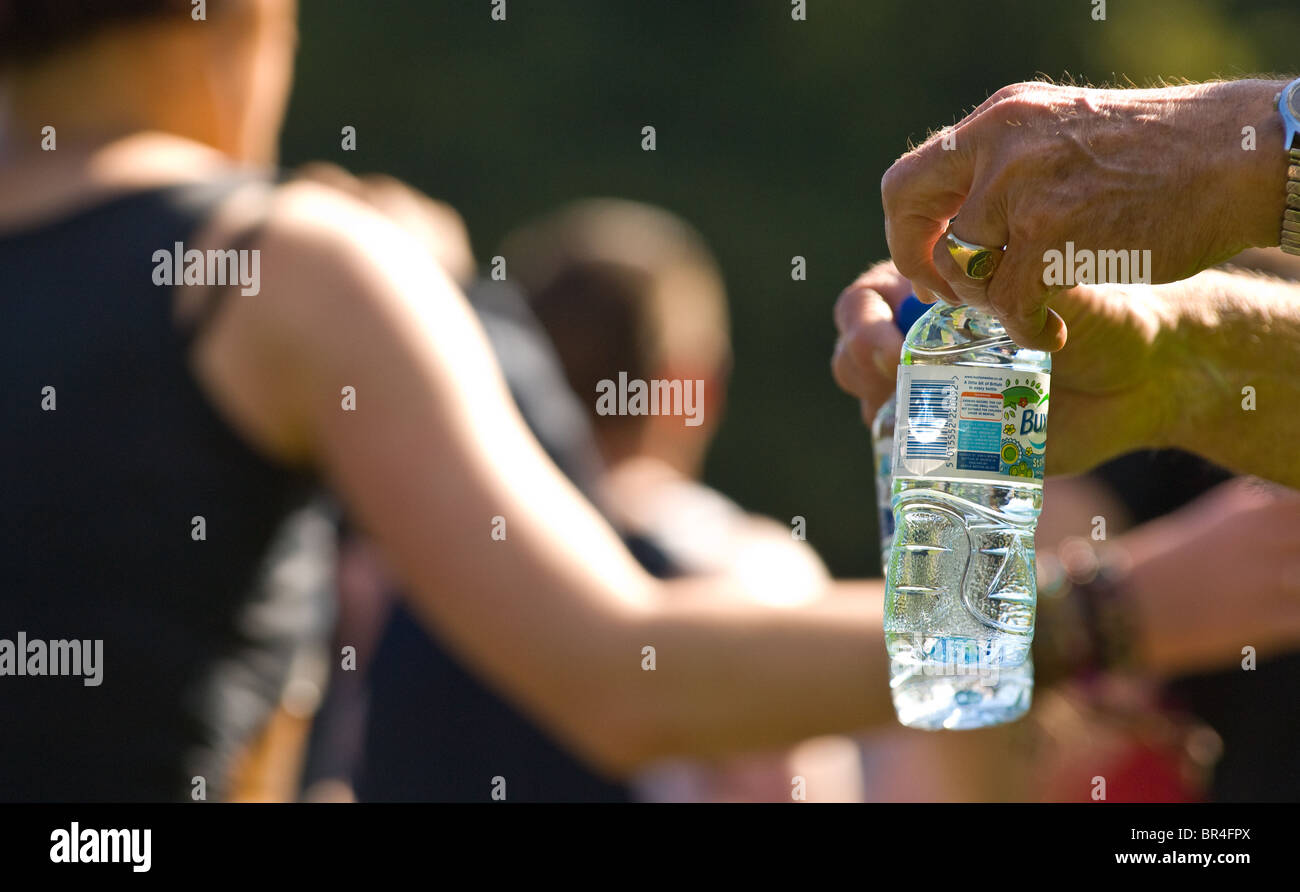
[[881, 153, 926, 211], [985, 93, 1041, 126], [880, 164, 906, 210], [989, 82, 1029, 103], [1009, 208, 1045, 243], [869, 258, 901, 280], [986, 282, 1018, 318]]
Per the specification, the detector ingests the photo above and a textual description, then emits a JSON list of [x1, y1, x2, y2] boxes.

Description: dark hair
[[502, 200, 729, 434], [0, 1, 200, 65], [529, 261, 661, 430]]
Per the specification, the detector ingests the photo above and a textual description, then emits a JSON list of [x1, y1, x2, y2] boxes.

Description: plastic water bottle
[[882, 302, 1048, 730], [871, 295, 927, 573]]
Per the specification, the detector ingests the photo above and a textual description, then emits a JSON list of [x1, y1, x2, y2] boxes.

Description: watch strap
[[1283, 150, 1300, 254], [1279, 78, 1300, 254]]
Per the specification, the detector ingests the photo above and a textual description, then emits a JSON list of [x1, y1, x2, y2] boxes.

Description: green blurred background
[[280, 0, 1297, 578]]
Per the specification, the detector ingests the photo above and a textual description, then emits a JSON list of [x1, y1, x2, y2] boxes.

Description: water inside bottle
[[884, 304, 1049, 730]]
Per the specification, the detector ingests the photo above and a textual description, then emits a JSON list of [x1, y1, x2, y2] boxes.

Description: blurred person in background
[[505, 200, 831, 612], [505, 199, 864, 800], [0, 0, 900, 802], [331, 201, 861, 802]]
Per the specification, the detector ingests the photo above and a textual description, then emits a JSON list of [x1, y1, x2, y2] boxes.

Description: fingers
[[292, 166, 476, 283], [832, 331, 897, 411], [928, 184, 1009, 307], [837, 260, 912, 323], [291, 161, 366, 194], [930, 225, 997, 308], [926, 230, 1066, 350], [884, 209, 959, 306], [354, 176, 476, 281], [881, 84, 1073, 351], [832, 281, 903, 414], [881, 140, 975, 305], [834, 273, 902, 343]]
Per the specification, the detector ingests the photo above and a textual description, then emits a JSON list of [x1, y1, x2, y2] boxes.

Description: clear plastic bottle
[[871, 295, 927, 575], [872, 396, 897, 574], [883, 303, 1048, 730]]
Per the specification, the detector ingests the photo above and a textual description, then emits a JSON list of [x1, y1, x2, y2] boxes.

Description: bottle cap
[[894, 293, 927, 335]]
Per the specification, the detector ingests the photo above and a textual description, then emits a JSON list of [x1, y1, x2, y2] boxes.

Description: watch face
[[1288, 82, 1300, 120]]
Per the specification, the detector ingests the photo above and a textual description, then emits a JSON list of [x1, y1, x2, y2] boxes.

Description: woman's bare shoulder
[[187, 176, 453, 463]]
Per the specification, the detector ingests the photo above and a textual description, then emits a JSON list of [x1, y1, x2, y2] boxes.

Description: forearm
[[1163, 268, 1300, 486], [1108, 521, 1221, 676], [613, 579, 890, 771]]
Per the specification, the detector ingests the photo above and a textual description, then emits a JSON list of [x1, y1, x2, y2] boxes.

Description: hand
[[831, 261, 912, 426], [833, 260, 1178, 475], [1119, 477, 1300, 675], [291, 163, 477, 284], [880, 79, 1288, 350]]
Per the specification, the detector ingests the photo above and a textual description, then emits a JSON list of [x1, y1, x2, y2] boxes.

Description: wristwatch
[[1278, 77, 1300, 255]]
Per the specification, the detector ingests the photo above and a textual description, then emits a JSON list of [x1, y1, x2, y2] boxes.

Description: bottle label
[[894, 366, 1049, 481]]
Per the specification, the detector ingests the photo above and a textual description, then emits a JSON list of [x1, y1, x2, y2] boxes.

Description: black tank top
[[0, 178, 331, 801]]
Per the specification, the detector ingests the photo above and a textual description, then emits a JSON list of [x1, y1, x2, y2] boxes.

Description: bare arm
[[1120, 478, 1300, 675], [196, 183, 890, 775], [1161, 268, 1300, 485]]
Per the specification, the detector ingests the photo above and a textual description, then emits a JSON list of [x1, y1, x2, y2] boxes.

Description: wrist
[[1035, 538, 1140, 681], [1210, 79, 1290, 251]]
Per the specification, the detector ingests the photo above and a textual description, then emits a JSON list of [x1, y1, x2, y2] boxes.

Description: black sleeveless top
[[0, 179, 331, 801]]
